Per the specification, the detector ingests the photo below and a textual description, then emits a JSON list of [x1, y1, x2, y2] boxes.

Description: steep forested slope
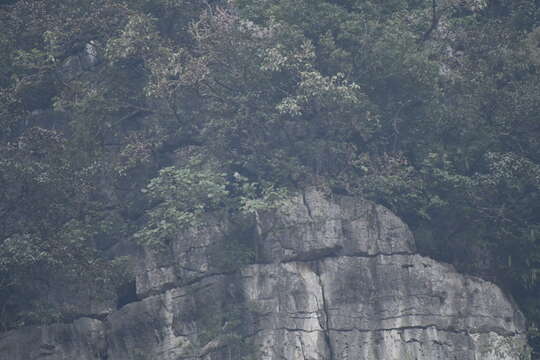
[[1, 0, 539, 355]]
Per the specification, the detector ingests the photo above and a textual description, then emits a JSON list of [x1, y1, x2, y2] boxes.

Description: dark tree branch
[[419, 0, 441, 43]]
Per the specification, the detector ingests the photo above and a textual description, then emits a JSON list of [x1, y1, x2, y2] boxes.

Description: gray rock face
[[0, 318, 105, 360], [242, 256, 526, 360], [135, 216, 231, 298], [0, 189, 530, 359], [257, 190, 415, 263]]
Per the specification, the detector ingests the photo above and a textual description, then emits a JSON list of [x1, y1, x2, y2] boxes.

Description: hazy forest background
[[1, 0, 540, 356]]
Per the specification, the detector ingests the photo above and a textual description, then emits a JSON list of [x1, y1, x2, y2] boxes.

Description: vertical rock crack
[[301, 191, 314, 220], [315, 262, 335, 360]]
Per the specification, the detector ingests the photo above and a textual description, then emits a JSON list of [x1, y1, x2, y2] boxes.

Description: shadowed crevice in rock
[[315, 261, 335, 360], [116, 281, 138, 310]]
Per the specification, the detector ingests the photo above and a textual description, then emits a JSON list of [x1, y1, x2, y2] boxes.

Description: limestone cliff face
[[0, 189, 530, 359]]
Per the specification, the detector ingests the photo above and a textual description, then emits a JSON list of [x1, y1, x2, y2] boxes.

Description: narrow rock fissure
[[280, 250, 415, 264], [138, 270, 236, 300], [301, 191, 314, 220], [366, 203, 382, 243], [180, 270, 236, 287], [298, 333, 308, 360], [315, 263, 335, 360], [266, 214, 394, 233], [99, 334, 109, 360], [327, 324, 520, 338]]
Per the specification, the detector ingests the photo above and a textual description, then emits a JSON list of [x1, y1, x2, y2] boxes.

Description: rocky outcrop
[[0, 189, 530, 359]]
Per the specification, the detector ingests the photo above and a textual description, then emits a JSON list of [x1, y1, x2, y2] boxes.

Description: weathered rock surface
[[0, 318, 105, 360], [0, 189, 530, 359]]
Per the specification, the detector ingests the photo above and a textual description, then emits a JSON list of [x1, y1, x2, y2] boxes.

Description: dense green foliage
[[1, 0, 540, 355]]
